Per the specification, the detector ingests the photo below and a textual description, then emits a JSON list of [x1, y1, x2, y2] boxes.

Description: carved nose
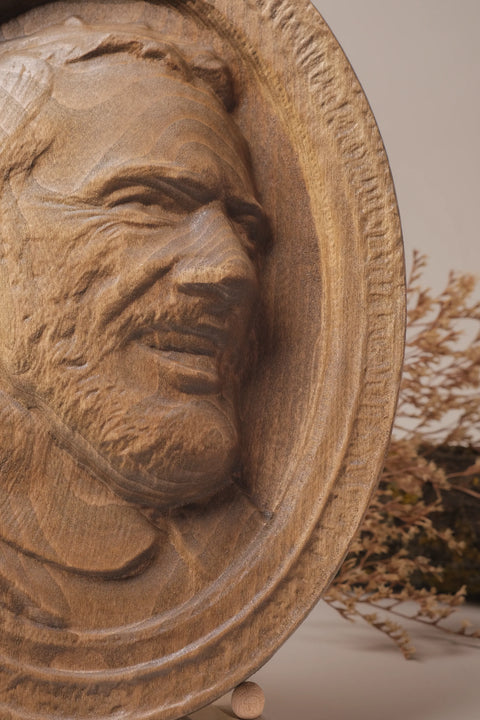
[[174, 205, 258, 309]]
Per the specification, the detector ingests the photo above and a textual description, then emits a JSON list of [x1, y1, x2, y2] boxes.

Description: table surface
[[188, 599, 480, 720]]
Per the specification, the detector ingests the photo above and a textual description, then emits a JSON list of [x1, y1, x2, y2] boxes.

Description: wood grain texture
[[231, 682, 265, 719], [0, 1, 404, 719]]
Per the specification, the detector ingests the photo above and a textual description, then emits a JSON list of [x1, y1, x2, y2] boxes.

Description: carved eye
[[106, 181, 200, 221], [233, 213, 266, 259]]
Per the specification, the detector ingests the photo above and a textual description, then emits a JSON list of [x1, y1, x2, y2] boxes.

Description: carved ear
[[0, 54, 52, 147]]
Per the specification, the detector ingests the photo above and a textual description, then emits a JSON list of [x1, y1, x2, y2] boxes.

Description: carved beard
[[61, 372, 241, 509], [0, 217, 248, 510]]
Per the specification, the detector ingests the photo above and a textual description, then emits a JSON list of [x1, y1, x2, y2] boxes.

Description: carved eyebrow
[[80, 162, 214, 204]]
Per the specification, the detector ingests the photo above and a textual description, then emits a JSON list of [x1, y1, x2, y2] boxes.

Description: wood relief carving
[[0, 2, 404, 719]]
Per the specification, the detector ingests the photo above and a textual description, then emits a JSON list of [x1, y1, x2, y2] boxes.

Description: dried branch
[[326, 253, 480, 657]]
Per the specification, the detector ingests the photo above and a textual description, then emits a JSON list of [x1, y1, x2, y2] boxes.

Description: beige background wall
[[313, 0, 479, 292]]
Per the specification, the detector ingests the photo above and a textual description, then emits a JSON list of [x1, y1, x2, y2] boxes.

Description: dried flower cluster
[[325, 252, 480, 657]]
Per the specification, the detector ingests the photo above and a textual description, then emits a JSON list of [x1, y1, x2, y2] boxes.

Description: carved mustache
[[87, 290, 249, 390], [90, 242, 254, 363]]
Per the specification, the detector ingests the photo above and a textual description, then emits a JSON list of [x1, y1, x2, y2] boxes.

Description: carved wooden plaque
[[0, 1, 404, 718]]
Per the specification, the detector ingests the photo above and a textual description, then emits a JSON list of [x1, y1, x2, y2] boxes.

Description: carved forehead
[[0, 17, 252, 195], [29, 62, 253, 195]]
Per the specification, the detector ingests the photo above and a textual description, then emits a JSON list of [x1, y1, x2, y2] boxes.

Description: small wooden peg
[[231, 682, 265, 719]]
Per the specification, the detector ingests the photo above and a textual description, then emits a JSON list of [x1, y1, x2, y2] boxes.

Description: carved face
[[0, 56, 266, 508]]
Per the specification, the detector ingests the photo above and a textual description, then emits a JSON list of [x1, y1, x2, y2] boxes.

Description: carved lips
[[132, 320, 229, 395]]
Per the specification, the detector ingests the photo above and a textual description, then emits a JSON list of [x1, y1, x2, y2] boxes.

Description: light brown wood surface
[[231, 682, 265, 719], [0, 1, 404, 719]]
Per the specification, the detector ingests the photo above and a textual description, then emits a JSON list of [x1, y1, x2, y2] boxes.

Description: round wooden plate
[[0, 2, 404, 718]]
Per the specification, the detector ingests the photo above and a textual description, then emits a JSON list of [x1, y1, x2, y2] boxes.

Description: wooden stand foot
[[231, 682, 265, 719]]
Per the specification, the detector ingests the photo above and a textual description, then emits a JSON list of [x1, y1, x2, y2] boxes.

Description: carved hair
[[0, 16, 236, 108]]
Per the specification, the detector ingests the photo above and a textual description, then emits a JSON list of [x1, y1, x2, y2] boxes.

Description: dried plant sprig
[[325, 252, 480, 658], [398, 250, 480, 444]]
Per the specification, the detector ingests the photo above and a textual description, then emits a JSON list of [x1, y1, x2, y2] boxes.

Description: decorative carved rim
[[0, 1, 404, 718]]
